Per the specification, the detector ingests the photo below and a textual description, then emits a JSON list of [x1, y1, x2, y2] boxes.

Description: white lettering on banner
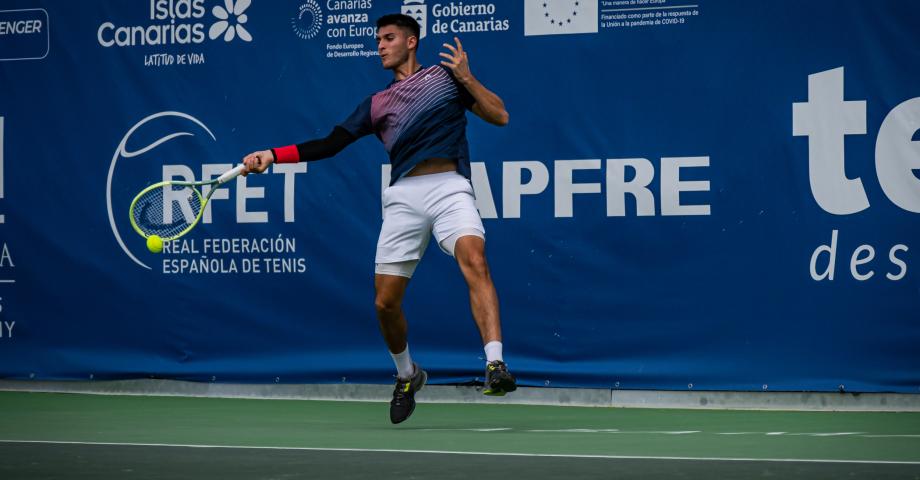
[[97, 0, 250, 68], [428, 1, 511, 35], [160, 234, 307, 275], [470, 163, 497, 219], [161, 165, 197, 225], [162, 256, 306, 274], [327, 0, 373, 9], [161, 164, 305, 224], [555, 159, 602, 218], [503, 161, 549, 219], [0, 321, 12, 339], [888, 245, 909, 281], [850, 245, 875, 281], [327, 13, 368, 24], [236, 173, 267, 223], [432, 3, 495, 17], [810, 229, 838, 281], [201, 163, 231, 223], [606, 158, 655, 217], [0, 20, 42, 35], [793, 67, 920, 214], [381, 159, 711, 219], [164, 237, 298, 255], [795, 68, 917, 282], [97, 21, 206, 47], [661, 157, 711, 216], [274, 163, 308, 222], [810, 229, 910, 282], [792, 68, 867, 215], [876, 98, 920, 213], [0, 244, 14, 268]]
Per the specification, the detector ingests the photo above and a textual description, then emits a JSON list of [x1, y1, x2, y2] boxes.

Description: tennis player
[[242, 14, 515, 423]]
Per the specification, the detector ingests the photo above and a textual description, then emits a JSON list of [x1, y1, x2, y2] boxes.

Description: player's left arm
[[440, 37, 509, 126]]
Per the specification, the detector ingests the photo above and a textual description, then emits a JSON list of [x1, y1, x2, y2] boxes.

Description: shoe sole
[[483, 376, 517, 396]]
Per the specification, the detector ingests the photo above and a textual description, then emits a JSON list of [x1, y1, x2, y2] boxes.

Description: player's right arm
[[243, 95, 374, 175], [242, 126, 357, 175]]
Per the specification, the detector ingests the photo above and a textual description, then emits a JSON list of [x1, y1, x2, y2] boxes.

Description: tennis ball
[[147, 235, 164, 254]]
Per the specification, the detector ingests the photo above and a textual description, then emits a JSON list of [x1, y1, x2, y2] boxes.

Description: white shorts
[[375, 171, 485, 277]]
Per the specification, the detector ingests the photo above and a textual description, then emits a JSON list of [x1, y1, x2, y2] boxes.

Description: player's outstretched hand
[[242, 150, 273, 175], [440, 37, 472, 84]]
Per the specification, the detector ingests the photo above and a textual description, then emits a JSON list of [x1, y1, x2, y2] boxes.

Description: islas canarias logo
[[98, 0, 254, 47]]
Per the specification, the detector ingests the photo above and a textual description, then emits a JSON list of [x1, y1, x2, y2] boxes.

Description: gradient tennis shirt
[[339, 65, 476, 185]]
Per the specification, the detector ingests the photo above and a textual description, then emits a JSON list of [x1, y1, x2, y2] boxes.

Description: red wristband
[[272, 145, 300, 164]]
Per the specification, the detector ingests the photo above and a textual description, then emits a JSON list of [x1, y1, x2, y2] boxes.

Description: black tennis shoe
[[483, 360, 517, 396], [390, 363, 427, 424]]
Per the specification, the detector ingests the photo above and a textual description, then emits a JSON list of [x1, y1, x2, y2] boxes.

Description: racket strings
[[131, 185, 203, 239]]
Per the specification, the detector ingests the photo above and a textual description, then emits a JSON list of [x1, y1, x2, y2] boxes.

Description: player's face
[[376, 25, 415, 69]]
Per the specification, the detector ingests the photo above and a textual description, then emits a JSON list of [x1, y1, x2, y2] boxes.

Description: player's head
[[375, 14, 420, 70]]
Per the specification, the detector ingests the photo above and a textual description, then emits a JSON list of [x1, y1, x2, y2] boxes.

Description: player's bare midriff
[[406, 157, 457, 176]]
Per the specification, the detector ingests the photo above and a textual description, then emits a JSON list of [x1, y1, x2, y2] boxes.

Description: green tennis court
[[1, 391, 919, 479]]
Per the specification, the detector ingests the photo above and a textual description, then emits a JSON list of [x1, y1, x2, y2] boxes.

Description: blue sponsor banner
[[0, 0, 917, 392]]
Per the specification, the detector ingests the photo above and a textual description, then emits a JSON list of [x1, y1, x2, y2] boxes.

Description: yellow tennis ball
[[147, 235, 163, 254]]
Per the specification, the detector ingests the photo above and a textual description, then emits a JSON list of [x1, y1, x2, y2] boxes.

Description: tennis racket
[[129, 164, 247, 242]]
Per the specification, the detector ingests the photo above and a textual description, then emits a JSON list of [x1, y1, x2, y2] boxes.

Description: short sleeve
[[440, 65, 475, 110], [338, 96, 374, 138]]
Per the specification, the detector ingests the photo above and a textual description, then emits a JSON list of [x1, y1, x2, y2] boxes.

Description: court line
[[419, 428, 904, 438], [1, 439, 918, 465]]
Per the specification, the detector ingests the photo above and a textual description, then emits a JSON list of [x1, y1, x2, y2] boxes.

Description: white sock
[[484, 341, 503, 363], [390, 345, 415, 380]]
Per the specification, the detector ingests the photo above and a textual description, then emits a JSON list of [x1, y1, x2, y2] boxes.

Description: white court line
[[420, 428, 890, 438], [419, 428, 513, 432], [0, 439, 918, 465]]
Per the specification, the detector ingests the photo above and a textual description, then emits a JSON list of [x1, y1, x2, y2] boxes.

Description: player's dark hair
[[376, 13, 421, 40]]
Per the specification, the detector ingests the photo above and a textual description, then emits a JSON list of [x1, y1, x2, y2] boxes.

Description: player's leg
[[430, 172, 517, 395], [374, 272, 411, 357], [451, 235, 516, 395], [376, 180, 430, 423], [452, 235, 501, 345]]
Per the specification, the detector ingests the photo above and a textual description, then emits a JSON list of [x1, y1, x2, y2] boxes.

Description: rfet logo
[[106, 112, 218, 269], [98, 0, 253, 48]]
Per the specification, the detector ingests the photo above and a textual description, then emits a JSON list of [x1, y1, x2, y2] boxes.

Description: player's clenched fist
[[242, 150, 274, 175]]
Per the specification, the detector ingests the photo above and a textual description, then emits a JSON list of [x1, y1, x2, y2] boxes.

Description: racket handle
[[217, 164, 247, 185]]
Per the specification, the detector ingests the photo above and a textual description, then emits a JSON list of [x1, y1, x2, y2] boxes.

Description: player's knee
[[374, 294, 401, 317], [459, 251, 490, 280]]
